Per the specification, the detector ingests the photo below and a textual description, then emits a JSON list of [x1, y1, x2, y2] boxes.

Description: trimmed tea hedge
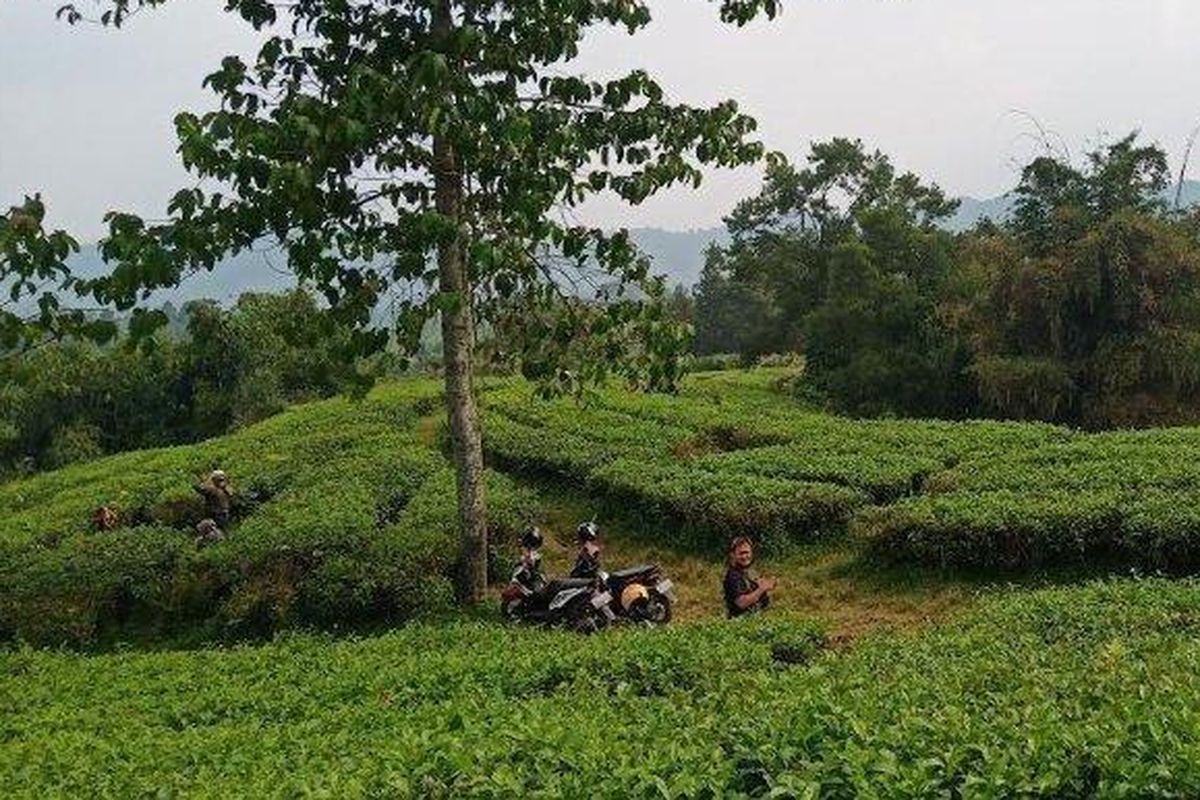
[[860, 426, 1200, 570], [0, 382, 531, 644], [5, 579, 1200, 797], [481, 372, 1070, 550], [486, 371, 1200, 573]]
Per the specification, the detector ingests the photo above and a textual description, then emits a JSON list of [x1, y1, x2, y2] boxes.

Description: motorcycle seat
[[609, 564, 654, 580]]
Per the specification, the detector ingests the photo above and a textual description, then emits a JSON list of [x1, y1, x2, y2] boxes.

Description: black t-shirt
[[570, 546, 601, 579], [724, 566, 769, 618]]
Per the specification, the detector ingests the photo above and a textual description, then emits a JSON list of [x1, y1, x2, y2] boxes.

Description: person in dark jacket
[[723, 536, 775, 618], [194, 469, 233, 528], [569, 521, 603, 579], [511, 526, 547, 593]]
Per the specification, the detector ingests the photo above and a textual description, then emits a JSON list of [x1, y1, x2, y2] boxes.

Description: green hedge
[[0, 382, 532, 644], [5, 579, 1200, 797], [863, 426, 1200, 570], [591, 457, 866, 548]]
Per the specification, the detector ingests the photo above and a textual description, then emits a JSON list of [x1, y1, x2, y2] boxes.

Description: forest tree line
[[690, 134, 1200, 429]]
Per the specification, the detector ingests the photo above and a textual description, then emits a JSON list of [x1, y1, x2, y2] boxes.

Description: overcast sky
[[2, 0, 1198, 240]]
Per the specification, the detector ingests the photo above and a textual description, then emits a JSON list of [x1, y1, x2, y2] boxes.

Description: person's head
[[196, 518, 220, 537], [519, 526, 544, 552], [576, 521, 600, 547], [727, 536, 754, 569], [211, 469, 229, 487]]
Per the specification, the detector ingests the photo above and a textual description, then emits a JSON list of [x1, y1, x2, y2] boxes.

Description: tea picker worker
[[91, 505, 119, 532], [723, 536, 776, 618], [194, 518, 225, 549], [194, 469, 233, 528]]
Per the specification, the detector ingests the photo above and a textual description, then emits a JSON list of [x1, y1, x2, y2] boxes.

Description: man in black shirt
[[723, 536, 776, 618], [570, 521, 603, 579]]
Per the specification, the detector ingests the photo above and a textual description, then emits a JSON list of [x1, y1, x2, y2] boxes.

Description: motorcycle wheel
[[642, 592, 672, 625]]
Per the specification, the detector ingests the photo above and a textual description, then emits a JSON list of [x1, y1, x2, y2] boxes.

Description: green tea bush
[[698, 444, 943, 502], [5, 579, 1200, 797], [865, 424, 1200, 570], [481, 371, 1074, 552], [855, 490, 1124, 570], [591, 458, 866, 548], [0, 381, 532, 644]]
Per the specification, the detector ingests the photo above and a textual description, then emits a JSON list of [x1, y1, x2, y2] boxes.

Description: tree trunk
[[433, 0, 488, 603]]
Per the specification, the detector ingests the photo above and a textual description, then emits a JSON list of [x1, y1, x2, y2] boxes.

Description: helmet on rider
[[576, 521, 600, 543], [520, 526, 544, 550]]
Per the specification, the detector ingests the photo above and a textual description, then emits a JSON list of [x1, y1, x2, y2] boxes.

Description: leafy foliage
[[0, 290, 363, 475], [47, 0, 780, 391], [0, 380, 531, 644], [942, 135, 1200, 428], [693, 139, 974, 416], [1, 196, 110, 349], [695, 133, 1200, 428], [6, 580, 1200, 796]]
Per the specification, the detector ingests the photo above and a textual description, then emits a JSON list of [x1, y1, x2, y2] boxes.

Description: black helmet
[[520, 526, 544, 550], [576, 521, 600, 543]]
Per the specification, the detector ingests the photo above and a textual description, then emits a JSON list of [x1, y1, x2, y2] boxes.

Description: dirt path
[[527, 482, 977, 643]]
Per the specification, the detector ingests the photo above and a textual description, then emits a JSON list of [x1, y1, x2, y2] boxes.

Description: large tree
[[26, 0, 778, 600]]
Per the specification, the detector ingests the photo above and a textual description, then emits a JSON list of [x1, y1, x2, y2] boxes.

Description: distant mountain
[[56, 227, 728, 308], [62, 245, 298, 307], [625, 226, 728, 287], [43, 180, 1200, 306], [943, 193, 1017, 232], [944, 179, 1200, 232]]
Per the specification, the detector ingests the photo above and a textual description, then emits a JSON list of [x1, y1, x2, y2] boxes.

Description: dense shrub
[[5, 580, 1200, 797], [482, 371, 1070, 550], [0, 381, 532, 644], [857, 425, 1200, 571], [694, 134, 1200, 428], [0, 290, 363, 476]]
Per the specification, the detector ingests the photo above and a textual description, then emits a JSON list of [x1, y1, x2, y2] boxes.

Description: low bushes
[[5, 579, 1200, 797], [480, 371, 1076, 552], [862, 426, 1200, 571], [590, 458, 866, 549], [0, 381, 532, 644]]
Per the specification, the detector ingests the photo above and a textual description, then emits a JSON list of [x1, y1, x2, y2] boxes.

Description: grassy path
[[524, 480, 977, 641]]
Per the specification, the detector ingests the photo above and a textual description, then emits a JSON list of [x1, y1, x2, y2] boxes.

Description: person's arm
[[732, 576, 776, 609], [732, 583, 769, 610]]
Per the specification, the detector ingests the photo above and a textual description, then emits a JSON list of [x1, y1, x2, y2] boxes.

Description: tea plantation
[[8, 368, 1200, 796], [482, 368, 1200, 572], [4, 580, 1200, 797], [0, 380, 533, 644]]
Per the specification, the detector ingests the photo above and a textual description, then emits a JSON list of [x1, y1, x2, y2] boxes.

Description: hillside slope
[[0, 380, 531, 644]]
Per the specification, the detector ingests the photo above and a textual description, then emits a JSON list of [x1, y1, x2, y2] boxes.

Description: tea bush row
[[4, 579, 1200, 797], [865, 426, 1200, 570], [0, 382, 532, 644], [480, 372, 1069, 547]]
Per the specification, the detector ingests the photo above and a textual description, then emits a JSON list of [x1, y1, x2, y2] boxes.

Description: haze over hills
[[58, 181, 1200, 303]]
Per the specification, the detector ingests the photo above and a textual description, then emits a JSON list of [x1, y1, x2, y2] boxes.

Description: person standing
[[723, 536, 776, 618], [570, 521, 603, 579], [194, 469, 234, 529]]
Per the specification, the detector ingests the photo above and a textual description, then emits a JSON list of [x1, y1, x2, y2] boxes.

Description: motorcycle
[[500, 575, 615, 633], [599, 563, 675, 625]]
